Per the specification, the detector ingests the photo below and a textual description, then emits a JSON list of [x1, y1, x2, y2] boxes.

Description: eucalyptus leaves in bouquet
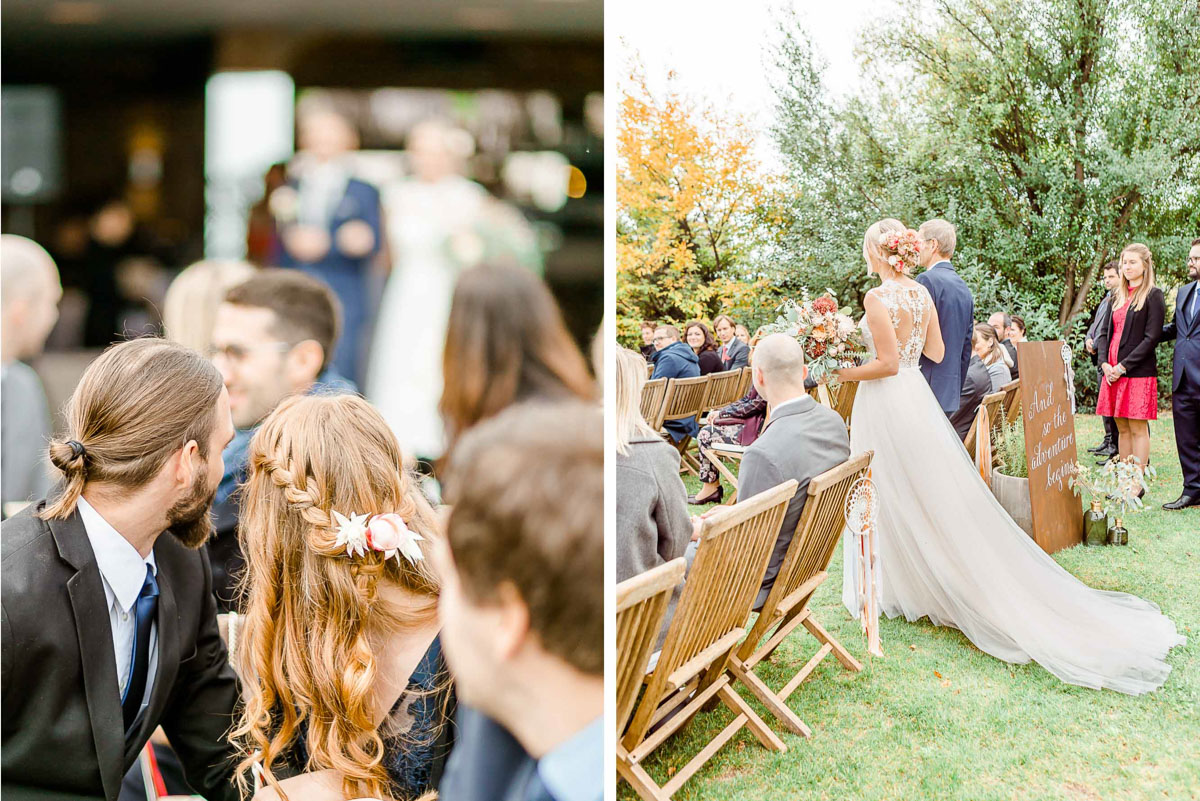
[[761, 288, 868, 384]]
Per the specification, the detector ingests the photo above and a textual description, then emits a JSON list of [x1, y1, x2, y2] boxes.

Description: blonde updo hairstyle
[[232, 393, 444, 801], [863, 218, 920, 277]]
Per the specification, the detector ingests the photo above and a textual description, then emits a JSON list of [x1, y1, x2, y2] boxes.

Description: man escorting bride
[[837, 218, 1184, 696]]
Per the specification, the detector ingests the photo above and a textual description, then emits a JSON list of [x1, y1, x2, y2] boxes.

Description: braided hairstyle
[[231, 393, 442, 801]]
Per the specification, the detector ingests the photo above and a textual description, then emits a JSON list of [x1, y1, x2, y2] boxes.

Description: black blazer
[[1, 502, 240, 801], [1095, 286, 1166, 378], [696, 349, 724, 375]]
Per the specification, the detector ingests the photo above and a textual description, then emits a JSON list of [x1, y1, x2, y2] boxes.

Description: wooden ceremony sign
[[1018, 341, 1083, 553]]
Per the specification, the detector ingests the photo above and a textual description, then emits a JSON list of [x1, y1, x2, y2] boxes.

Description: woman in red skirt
[[1095, 243, 1165, 468]]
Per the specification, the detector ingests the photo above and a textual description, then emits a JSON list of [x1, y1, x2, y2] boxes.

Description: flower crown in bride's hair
[[877, 228, 922, 274], [331, 509, 424, 565]]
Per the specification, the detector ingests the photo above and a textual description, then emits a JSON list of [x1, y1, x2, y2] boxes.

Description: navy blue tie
[[122, 564, 159, 732]]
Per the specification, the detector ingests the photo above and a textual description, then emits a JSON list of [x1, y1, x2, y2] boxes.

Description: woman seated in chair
[[615, 347, 691, 647], [690, 333, 769, 505], [973, 323, 1013, 392], [231, 393, 453, 801], [683, 320, 724, 375]]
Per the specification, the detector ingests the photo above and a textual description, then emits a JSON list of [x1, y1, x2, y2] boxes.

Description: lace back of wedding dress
[[869, 281, 931, 369]]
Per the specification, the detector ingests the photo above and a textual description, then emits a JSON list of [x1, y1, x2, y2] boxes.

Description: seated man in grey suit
[[733, 334, 851, 609]]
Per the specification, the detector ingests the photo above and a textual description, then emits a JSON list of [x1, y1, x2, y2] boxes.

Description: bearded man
[[2, 337, 241, 801]]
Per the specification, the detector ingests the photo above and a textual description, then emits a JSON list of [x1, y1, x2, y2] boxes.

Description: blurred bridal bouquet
[[762, 289, 867, 384]]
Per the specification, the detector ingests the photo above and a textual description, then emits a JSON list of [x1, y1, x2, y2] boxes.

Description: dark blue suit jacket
[[1163, 281, 1200, 393], [916, 261, 975, 413]]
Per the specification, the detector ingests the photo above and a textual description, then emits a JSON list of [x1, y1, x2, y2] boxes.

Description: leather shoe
[[1163, 494, 1200, 510], [688, 486, 723, 505], [1095, 452, 1117, 466], [1087, 439, 1111, 454]]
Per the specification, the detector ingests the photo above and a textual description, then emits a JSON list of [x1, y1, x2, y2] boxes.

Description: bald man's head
[[1, 235, 62, 361], [751, 333, 808, 402]]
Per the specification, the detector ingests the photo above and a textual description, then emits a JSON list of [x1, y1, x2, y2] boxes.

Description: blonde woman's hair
[[973, 323, 1012, 368], [1115, 243, 1157, 312], [615, 347, 660, 456], [232, 393, 445, 801], [162, 260, 256, 353], [39, 338, 224, 520], [862, 218, 913, 275]]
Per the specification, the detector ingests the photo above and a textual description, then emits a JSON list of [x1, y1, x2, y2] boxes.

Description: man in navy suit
[[278, 108, 382, 386], [916, 219, 975, 416], [1161, 237, 1200, 510]]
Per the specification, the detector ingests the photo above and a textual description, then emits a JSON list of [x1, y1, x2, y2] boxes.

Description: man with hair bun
[[2, 337, 241, 801]]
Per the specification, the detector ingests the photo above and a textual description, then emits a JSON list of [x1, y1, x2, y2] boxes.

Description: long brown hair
[[1115, 243, 1157, 312], [232, 393, 444, 801], [683, 320, 718, 353], [439, 265, 595, 454], [40, 338, 224, 520]]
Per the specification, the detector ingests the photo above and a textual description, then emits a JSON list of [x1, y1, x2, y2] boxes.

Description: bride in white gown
[[837, 218, 1184, 695]]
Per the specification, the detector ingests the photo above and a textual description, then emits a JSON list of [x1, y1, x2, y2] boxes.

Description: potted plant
[[1068, 462, 1109, 546], [1101, 457, 1157, 545], [990, 415, 1034, 538]]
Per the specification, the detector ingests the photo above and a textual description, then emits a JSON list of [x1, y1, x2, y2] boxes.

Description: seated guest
[[714, 314, 750, 370], [231, 394, 452, 801], [2, 338, 240, 801], [735, 323, 752, 344], [440, 264, 595, 459], [438, 402, 602, 801], [988, 311, 1020, 381], [684, 320, 724, 375], [639, 320, 657, 359], [974, 323, 1013, 392], [1, 235, 62, 513], [649, 324, 701, 444], [722, 334, 850, 609], [162, 259, 255, 354], [208, 269, 356, 611], [1007, 315, 1027, 346], [949, 354, 993, 441], [691, 382, 768, 505], [615, 348, 690, 646]]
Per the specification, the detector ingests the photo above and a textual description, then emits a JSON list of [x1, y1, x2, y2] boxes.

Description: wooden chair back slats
[[704, 370, 743, 412], [616, 559, 687, 738], [982, 390, 1007, 449], [659, 375, 711, 425], [735, 366, 753, 399], [640, 378, 668, 429], [1001, 378, 1021, 424], [622, 479, 797, 750], [833, 380, 859, 426]]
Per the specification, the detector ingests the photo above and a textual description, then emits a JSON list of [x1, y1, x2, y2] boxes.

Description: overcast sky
[[617, 0, 892, 167]]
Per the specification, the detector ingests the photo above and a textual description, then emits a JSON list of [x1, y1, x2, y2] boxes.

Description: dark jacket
[[738, 396, 850, 609], [719, 337, 750, 371], [1087, 294, 1114, 366], [651, 342, 701, 441], [1095, 287, 1166, 378], [916, 261, 975, 414], [949, 355, 993, 441], [1, 502, 240, 801], [1001, 339, 1020, 381], [696, 349, 724, 375], [712, 386, 768, 446], [1163, 281, 1200, 392]]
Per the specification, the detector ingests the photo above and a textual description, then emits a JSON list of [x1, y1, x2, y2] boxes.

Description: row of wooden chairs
[[640, 369, 754, 473], [616, 451, 875, 800]]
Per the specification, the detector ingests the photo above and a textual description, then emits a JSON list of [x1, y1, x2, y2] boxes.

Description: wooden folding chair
[[1000, 378, 1021, 424], [702, 370, 744, 417], [618, 481, 797, 801], [727, 452, 874, 736], [641, 377, 668, 429], [699, 439, 745, 503], [659, 375, 710, 474], [735, 365, 753, 398], [832, 380, 859, 429], [616, 559, 688, 739], [964, 390, 1006, 463]]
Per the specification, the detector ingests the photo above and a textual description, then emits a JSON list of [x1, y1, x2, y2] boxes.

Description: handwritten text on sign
[[1019, 341, 1084, 554]]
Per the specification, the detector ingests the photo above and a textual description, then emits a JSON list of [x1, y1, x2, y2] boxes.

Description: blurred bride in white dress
[[836, 218, 1184, 695], [368, 121, 488, 462]]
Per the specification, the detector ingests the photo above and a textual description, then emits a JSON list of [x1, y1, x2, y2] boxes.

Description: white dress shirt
[[77, 497, 159, 712]]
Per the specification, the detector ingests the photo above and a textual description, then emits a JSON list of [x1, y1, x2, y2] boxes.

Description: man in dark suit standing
[[1161, 238, 1200, 510], [1085, 262, 1121, 461], [1, 338, 240, 801], [916, 219, 975, 416], [714, 314, 750, 370]]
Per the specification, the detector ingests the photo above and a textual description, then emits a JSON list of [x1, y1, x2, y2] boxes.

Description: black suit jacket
[[1163, 281, 1200, 392], [1095, 287, 1166, 378], [1, 502, 240, 801]]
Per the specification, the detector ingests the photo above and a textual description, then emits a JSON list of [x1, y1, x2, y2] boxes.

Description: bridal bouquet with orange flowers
[[763, 289, 867, 384]]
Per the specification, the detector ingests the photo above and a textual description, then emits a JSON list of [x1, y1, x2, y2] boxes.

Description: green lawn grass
[[621, 414, 1199, 801]]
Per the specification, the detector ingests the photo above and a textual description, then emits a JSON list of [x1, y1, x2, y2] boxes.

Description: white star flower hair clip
[[332, 509, 424, 565]]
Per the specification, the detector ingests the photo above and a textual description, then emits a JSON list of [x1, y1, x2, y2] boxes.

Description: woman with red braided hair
[[231, 393, 452, 801]]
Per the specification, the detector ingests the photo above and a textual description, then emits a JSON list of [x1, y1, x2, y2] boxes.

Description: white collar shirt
[[77, 496, 159, 711]]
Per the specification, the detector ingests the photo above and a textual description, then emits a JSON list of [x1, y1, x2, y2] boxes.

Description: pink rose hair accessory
[[332, 509, 425, 565]]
